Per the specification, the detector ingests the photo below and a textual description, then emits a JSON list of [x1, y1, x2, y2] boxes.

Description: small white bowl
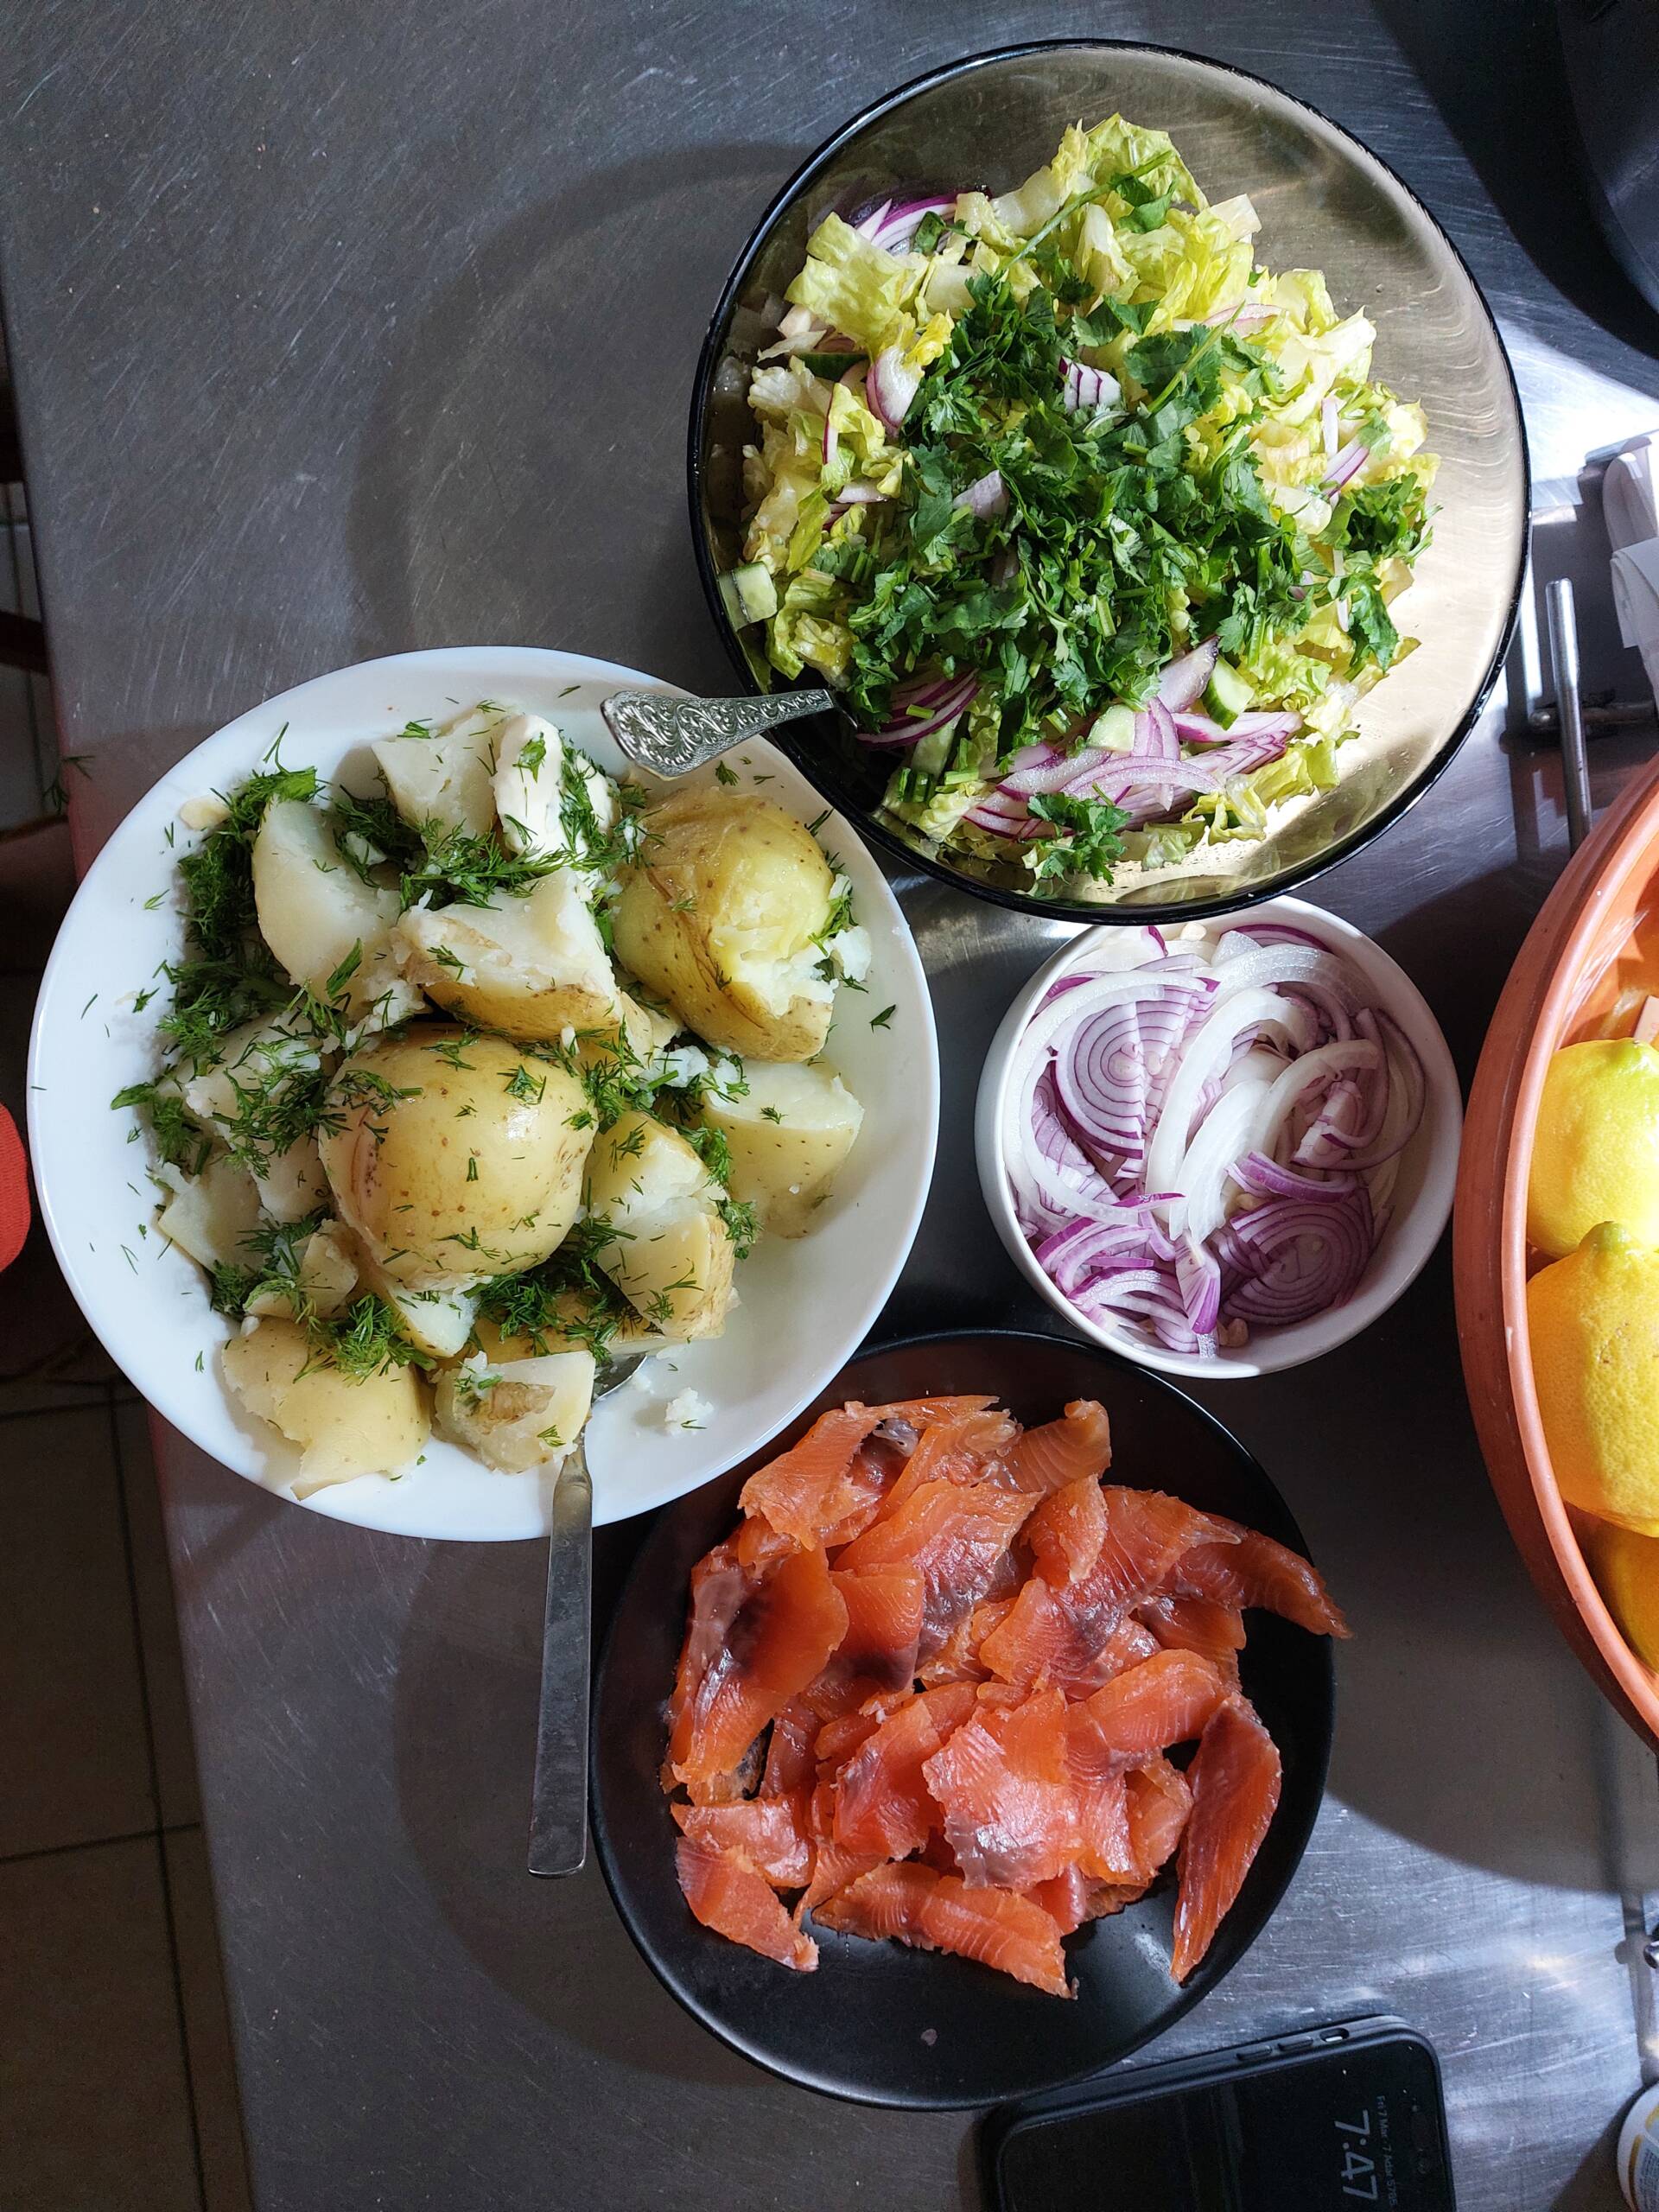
[[974, 895, 1462, 1379]]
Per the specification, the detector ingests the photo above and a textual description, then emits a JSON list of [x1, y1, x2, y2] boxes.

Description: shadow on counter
[[341, 141, 804, 699], [1373, 0, 1659, 372]]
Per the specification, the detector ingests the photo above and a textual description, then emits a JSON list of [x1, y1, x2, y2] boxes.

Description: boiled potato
[[396, 869, 624, 1042], [703, 1059, 864, 1236], [372, 702, 497, 837], [223, 1316, 429, 1495], [492, 714, 619, 871], [585, 1109, 736, 1338], [353, 1249, 478, 1357], [318, 1025, 592, 1290], [615, 990, 680, 1061], [246, 1217, 359, 1320], [156, 1154, 262, 1272], [252, 1136, 330, 1224], [612, 790, 836, 1061], [433, 1345, 596, 1473], [251, 800, 423, 1025], [179, 1016, 321, 1134]]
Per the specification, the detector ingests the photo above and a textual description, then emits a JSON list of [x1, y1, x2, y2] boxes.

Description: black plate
[[686, 40, 1528, 928], [590, 1328, 1335, 2108]]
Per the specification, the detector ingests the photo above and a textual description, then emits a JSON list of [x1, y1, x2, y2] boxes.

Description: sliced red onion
[[1324, 437, 1367, 491], [1176, 1239, 1222, 1335], [851, 197, 893, 241], [1222, 1185, 1375, 1324], [869, 194, 958, 253], [954, 468, 1007, 519], [1059, 357, 1121, 414], [1156, 639, 1220, 711], [1208, 940, 1361, 1010], [1145, 988, 1317, 1200], [855, 674, 977, 747], [828, 482, 888, 513], [1322, 396, 1339, 461], [1234, 1149, 1360, 1201], [1002, 741, 1106, 799], [867, 346, 922, 434], [1010, 928, 1417, 1353]]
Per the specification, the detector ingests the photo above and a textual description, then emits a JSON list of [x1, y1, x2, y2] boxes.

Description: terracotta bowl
[[1455, 758, 1659, 1750]]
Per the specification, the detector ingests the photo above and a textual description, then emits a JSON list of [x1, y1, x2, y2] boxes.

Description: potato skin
[[612, 790, 835, 1062], [703, 1059, 864, 1236], [222, 1317, 429, 1494], [318, 1024, 592, 1289]]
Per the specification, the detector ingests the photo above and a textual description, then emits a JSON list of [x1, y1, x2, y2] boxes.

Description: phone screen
[[993, 2035, 1453, 2212]]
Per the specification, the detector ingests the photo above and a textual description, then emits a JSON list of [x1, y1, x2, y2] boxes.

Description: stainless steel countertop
[[7, 3, 1659, 2203]]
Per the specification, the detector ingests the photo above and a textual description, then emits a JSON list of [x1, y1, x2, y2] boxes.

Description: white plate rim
[[28, 645, 939, 1536]]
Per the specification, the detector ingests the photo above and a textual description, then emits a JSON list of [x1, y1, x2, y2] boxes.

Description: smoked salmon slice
[[739, 1405, 887, 1547], [668, 1545, 849, 1793], [1026, 1864, 1149, 1933], [661, 1389, 1338, 1999], [1065, 1651, 1230, 1769], [1166, 1524, 1351, 1639], [922, 1688, 1083, 1889], [759, 1700, 819, 1796], [1027, 1473, 1109, 1587], [1007, 1399, 1112, 1495], [672, 1793, 813, 1887], [918, 1595, 1015, 1686], [827, 1567, 925, 1692], [1138, 1594, 1248, 1675], [814, 1862, 1071, 1998], [676, 1834, 818, 1971], [831, 1682, 976, 1859], [1126, 1756, 1194, 1878], [1170, 1700, 1282, 1983], [835, 1477, 1035, 1656]]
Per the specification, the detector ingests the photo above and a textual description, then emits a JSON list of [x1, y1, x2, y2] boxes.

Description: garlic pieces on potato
[[612, 789, 836, 1062], [318, 1024, 592, 1290], [585, 1109, 736, 1339], [702, 1058, 864, 1236]]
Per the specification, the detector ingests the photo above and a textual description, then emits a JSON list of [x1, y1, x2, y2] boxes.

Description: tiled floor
[[0, 415, 252, 2208]]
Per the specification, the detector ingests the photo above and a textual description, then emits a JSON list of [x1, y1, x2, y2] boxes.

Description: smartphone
[[981, 2016, 1454, 2211]]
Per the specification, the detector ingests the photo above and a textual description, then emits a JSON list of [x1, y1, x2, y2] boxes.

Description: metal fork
[[527, 1350, 645, 1878], [601, 688, 837, 778]]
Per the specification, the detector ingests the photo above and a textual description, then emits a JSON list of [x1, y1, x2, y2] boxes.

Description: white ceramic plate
[[29, 646, 938, 1538], [975, 895, 1461, 1378]]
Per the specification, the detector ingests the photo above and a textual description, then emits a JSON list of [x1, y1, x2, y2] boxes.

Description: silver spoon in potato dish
[[527, 1348, 646, 1879], [601, 687, 837, 778]]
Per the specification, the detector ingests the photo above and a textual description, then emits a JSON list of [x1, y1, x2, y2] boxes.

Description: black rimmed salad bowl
[[687, 39, 1527, 926]]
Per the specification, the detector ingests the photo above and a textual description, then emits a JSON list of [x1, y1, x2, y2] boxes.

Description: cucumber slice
[[909, 724, 956, 779], [1089, 703, 1138, 753], [1202, 657, 1255, 729], [717, 562, 779, 629]]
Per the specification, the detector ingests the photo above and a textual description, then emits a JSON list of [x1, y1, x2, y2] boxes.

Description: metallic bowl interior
[[689, 40, 1529, 923]]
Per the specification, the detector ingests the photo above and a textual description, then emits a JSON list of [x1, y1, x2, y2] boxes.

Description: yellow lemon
[[1529, 1038, 1659, 1259], [1585, 1520, 1659, 1672], [1529, 1222, 1659, 1533]]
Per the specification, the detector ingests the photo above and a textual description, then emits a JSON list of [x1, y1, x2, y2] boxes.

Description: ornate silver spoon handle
[[601, 687, 838, 777]]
